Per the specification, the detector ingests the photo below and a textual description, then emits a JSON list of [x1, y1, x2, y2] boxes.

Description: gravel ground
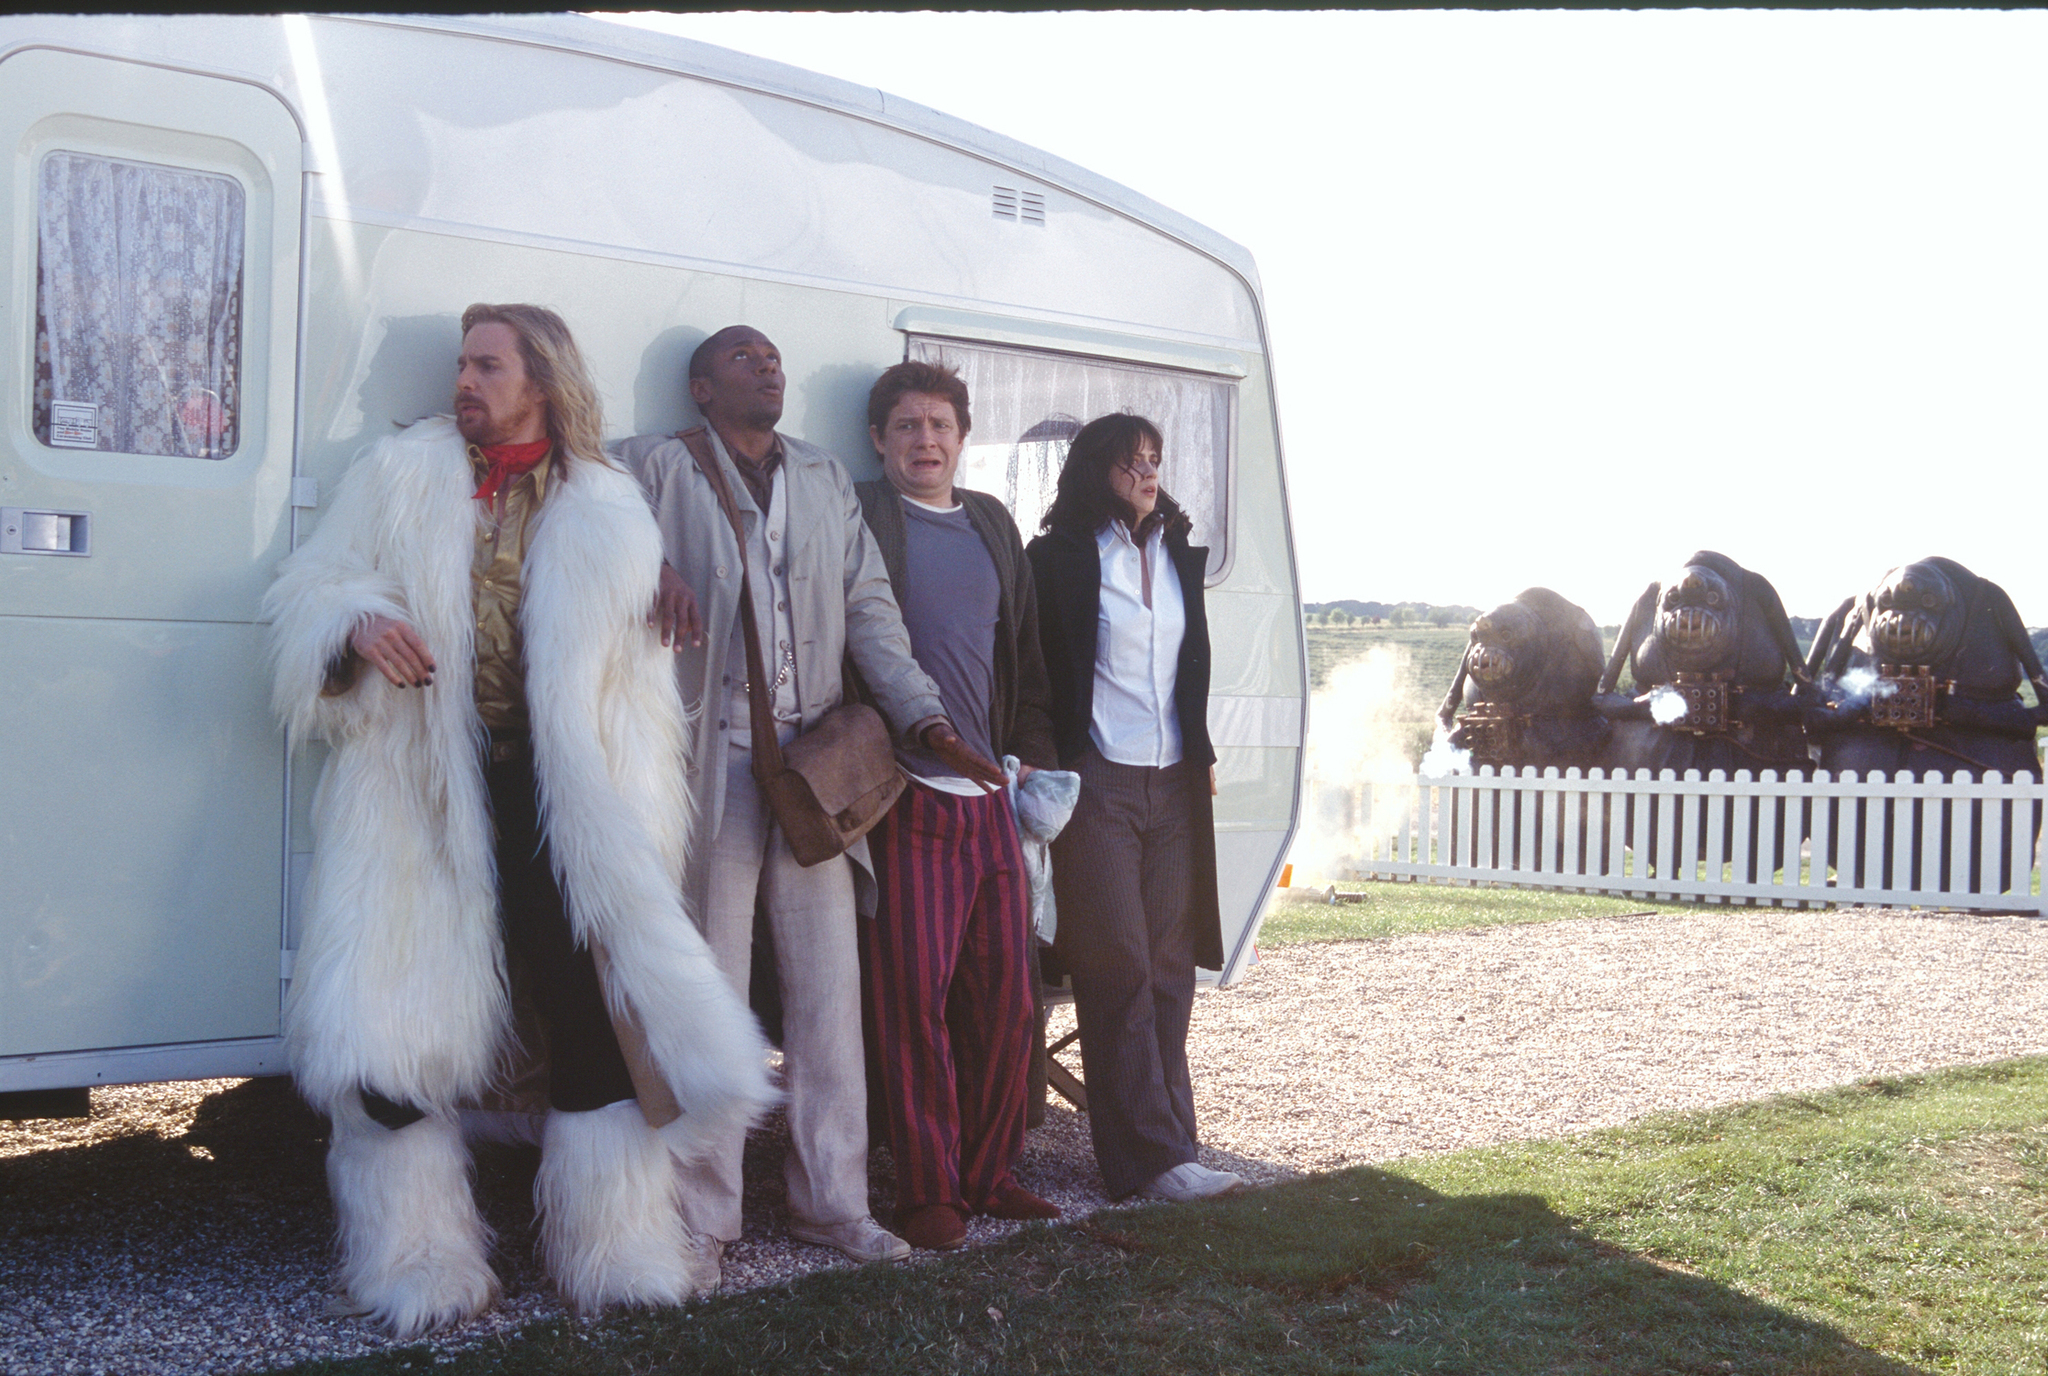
[[4, 904, 2045, 1374]]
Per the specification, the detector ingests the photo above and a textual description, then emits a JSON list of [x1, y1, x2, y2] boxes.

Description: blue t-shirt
[[894, 496, 1000, 779]]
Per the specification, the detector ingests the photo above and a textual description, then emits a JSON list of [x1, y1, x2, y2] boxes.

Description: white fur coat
[[264, 417, 775, 1159]]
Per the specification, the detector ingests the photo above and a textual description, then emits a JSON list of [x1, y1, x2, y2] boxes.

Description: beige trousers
[[675, 742, 871, 1240]]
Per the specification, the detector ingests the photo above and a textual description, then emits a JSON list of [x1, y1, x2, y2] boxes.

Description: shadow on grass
[[3, 1079, 1927, 1375], [7, 1077, 1957, 1376], [278, 1166, 1924, 1376]]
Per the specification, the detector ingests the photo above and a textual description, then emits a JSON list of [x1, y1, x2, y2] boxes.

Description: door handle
[[0, 508, 92, 556]]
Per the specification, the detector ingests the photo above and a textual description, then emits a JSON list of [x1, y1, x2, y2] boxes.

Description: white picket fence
[[1336, 767, 2046, 916]]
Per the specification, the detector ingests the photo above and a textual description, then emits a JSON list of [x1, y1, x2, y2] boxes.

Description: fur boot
[[327, 1106, 498, 1338], [537, 1100, 710, 1312]]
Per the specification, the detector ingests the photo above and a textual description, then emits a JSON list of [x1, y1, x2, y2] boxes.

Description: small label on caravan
[[49, 400, 98, 449]]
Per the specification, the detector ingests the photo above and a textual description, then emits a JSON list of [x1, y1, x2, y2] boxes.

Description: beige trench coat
[[614, 428, 945, 916]]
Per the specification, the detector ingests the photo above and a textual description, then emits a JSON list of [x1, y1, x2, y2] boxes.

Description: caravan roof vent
[[992, 186, 1046, 226]]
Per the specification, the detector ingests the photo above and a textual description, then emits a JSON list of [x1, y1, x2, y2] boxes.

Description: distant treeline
[[1302, 600, 1481, 628]]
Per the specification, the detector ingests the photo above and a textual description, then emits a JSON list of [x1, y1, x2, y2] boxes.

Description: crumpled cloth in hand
[[1003, 755, 1081, 944]]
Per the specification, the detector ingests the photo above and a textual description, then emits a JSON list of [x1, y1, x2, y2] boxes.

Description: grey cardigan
[[615, 429, 945, 912]]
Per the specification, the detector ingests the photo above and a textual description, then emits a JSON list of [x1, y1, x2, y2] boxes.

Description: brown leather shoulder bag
[[679, 427, 904, 865]]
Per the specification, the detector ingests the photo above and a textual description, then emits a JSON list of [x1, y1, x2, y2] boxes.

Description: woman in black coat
[[1024, 413, 1238, 1203]]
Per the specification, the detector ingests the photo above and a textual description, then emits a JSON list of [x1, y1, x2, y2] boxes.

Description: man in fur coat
[[264, 304, 776, 1336]]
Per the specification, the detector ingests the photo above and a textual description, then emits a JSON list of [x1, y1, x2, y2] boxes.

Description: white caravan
[[0, 14, 1307, 1105]]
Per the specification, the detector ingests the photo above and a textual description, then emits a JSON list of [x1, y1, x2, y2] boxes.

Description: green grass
[[1304, 625, 1468, 768], [1403, 1060, 2048, 1374], [1258, 879, 1688, 945], [276, 1060, 2048, 1376], [1256, 866, 2041, 949], [1305, 624, 1468, 696], [1304, 621, 1638, 700], [1299, 623, 1655, 763]]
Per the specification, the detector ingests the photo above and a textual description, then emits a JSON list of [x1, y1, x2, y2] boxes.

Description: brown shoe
[[983, 1180, 1061, 1220], [899, 1204, 967, 1251]]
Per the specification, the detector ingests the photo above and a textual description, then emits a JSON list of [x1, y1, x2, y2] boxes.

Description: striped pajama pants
[[863, 780, 1034, 1216]]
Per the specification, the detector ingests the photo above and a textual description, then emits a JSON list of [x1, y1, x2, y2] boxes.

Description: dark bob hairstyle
[[1039, 412, 1190, 537]]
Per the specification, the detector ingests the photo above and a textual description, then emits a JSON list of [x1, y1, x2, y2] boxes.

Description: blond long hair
[[460, 303, 610, 469]]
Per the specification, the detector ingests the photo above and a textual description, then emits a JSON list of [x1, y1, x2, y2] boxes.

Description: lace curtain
[[34, 151, 245, 459], [909, 337, 1234, 578]]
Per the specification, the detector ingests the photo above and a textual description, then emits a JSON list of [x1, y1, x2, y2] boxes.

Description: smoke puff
[[1649, 685, 1688, 725], [1419, 726, 1473, 777], [1289, 646, 1440, 884], [1833, 666, 1896, 709]]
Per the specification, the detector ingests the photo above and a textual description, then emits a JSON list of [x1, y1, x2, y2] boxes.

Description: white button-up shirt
[[1089, 517, 1185, 767]]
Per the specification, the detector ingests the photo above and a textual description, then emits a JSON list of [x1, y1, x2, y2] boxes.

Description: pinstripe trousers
[[1049, 750, 1199, 1199], [863, 781, 1035, 1215]]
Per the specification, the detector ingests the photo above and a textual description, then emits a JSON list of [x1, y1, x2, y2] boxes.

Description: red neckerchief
[[472, 439, 551, 504]]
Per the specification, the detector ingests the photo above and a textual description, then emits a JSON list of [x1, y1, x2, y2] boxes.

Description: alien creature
[[1426, 589, 1613, 872], [1592, 552, 1813, 882], [1806, 556, 2046, 781], [1595, 550, 1812, 777], [1803, 557, 2045, 892], [1437, 587, 1610, 773]]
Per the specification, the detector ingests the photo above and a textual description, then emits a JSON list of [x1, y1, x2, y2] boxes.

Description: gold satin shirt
[[469, 444, 553, 735]]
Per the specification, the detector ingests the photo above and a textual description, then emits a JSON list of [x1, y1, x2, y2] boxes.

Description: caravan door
[[0, 50, 301, 1078]]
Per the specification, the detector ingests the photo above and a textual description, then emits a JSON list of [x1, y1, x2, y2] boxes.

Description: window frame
[[5, 71, 288, 495], [900, 323, 1241, 587], [31, 146, 250, 461]]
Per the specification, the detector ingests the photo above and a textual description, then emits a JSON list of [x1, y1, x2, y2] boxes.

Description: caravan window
[[33, 152, 245, 459], [908, 337, 1235, 580]]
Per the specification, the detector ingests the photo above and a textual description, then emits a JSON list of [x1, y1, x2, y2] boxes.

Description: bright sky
[[602, 10, 2048, 629]]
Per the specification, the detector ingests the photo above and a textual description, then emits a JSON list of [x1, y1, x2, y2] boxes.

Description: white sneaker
[[1138, 1162, 1245, 1202], [788, 1215, 912, 1263]]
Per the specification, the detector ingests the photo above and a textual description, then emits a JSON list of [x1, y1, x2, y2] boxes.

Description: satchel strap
[[677, 427, 784, 780]]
